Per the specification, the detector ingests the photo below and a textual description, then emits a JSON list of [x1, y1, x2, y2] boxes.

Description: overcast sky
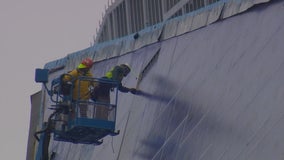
[[0, 1, 109, 159]]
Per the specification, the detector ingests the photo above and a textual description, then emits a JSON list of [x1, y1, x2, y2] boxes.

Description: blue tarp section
[[43, 0, 269, 72]]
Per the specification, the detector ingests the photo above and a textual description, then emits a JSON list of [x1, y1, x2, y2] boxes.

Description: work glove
[[129, 88, 138, 95]]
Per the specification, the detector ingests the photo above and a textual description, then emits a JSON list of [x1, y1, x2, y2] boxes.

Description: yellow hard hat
[[120, 63, 131, 76]]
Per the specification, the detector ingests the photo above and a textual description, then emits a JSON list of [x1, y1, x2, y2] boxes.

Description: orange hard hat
[[78, 58, 94, 69]]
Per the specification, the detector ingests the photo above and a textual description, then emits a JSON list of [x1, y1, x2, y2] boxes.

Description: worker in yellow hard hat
[[91, 63, 138, 119]]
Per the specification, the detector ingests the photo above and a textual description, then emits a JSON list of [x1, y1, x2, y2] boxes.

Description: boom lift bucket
[[34, 68, 120, 159]]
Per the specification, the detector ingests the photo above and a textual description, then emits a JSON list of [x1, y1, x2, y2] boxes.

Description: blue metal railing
[[35, 69, 120, 145]]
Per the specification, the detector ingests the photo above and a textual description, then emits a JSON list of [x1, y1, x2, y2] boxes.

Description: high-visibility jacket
[[105, 65, 129, 92], [62, 69, 93, 100], [91, 65, 131, 101]]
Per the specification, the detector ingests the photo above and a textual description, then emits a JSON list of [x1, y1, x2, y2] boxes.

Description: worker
[[62, 58, 94, 117], [91, 63, 138, 119]]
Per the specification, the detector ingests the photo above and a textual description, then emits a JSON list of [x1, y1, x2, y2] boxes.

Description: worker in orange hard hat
[[63, 58, 94, 100], [77, 58, 94, 69], [62, 58, 94, 117]]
